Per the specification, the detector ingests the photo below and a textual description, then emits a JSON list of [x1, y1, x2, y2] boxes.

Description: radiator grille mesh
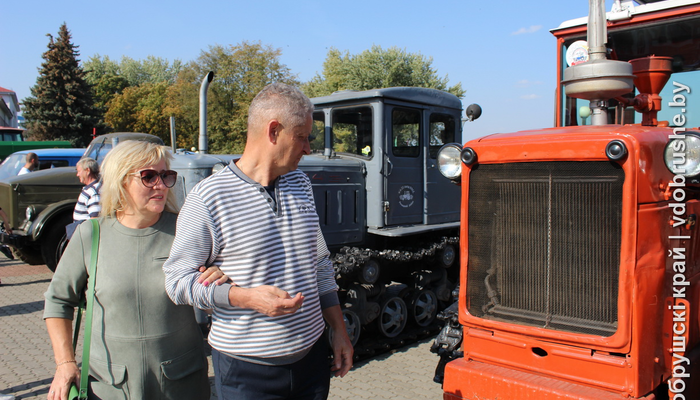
[[467, 162, 624, 336]]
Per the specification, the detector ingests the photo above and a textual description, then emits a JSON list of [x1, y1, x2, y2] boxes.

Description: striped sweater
[[163, 162, 338, 359], [73, 181, 101, 221]]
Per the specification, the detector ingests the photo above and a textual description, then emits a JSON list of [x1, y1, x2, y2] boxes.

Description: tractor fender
[[29, 199, 77, 241]]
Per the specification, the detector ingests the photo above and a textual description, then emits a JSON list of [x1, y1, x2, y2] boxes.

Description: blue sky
[[1, 0, 614, 143]]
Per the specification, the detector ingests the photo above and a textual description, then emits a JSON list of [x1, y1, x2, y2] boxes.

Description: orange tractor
[[433, 0, 700, 399]]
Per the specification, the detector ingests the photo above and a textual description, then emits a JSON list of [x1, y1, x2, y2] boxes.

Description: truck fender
[[29, 199, 76, 241]]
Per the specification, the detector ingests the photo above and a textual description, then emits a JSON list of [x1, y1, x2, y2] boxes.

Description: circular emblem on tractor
[[566, 40, 589, 66], [398, 185, 415, 208]]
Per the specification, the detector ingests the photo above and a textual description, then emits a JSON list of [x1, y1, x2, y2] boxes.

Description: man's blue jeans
[[212, 334, 331, 400]]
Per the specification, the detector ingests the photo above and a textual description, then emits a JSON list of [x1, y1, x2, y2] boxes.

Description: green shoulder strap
[[79, 219, 100, 399]]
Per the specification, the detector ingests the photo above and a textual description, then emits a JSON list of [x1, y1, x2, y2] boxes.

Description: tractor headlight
[[437, 144, 463, 179], [606, 140, 627, 161], [664, 131, 700, 177]]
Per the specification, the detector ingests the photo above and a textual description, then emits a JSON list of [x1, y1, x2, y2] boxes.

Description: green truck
[[0, 127, 72, 160]]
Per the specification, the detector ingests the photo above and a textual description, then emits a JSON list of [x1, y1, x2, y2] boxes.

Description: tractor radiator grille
[[467, 162, 624, 336]]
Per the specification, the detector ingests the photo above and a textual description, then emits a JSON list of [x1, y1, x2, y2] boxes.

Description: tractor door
[[384, 106, 424, 226], [424, 111, 461, 224]]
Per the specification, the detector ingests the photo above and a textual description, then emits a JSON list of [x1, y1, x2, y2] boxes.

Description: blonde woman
[[45, 141, 222, 400]]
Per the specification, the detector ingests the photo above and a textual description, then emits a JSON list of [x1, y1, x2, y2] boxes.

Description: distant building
[[0, 87, 21, 128]]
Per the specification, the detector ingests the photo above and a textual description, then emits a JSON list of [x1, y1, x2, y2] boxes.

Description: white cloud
[[516, 79, 543, 88], [511, 25, 542, 35]]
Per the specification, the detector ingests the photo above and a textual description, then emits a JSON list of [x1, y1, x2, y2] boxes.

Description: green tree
[[303, 45, 465, 98], [163, 68, 201, 150], [184, 41, 300, 153], [104, 82, 171, 143], [84, 55, 182, 125], [22, 23, 102, 146], [86, 42, 297, 152], [119, 55, 183, 86], [84, 55, 128, 115]]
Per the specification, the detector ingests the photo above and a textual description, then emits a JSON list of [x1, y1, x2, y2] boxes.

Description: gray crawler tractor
[[303, 88, 480, 351]]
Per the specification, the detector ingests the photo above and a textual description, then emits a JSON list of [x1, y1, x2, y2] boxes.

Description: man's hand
[[229, 285, 304, 317], [329, 327, 354, 377], [323, 305, 354, 377]]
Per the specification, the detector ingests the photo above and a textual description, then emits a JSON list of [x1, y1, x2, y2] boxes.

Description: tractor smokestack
[[588, 0, 607, 62], [199, 71, 214, 154], [562, 0, 634, 126]]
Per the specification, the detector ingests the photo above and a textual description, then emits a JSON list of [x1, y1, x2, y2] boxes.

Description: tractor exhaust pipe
[[199, 71, 214, 154], [587, 0, 607, 62], [562, 0, 634, 126], [588, 0, 612, 126]]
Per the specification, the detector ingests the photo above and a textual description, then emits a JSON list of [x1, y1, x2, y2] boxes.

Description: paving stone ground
[[0, 258, 444, 399]]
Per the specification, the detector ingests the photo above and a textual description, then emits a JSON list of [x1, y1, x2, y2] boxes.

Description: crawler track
[[331, 236, 459, 358]]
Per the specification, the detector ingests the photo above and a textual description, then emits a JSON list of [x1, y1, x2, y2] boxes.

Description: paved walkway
[[0, 258, 444, 399]]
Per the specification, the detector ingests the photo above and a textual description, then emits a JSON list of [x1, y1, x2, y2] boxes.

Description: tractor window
[[559, 15, 700, 128], [311, 111, 325, 153], [392, 108, 420, 157], [429, 113, 456, 158], [331, 106, 373, 158]]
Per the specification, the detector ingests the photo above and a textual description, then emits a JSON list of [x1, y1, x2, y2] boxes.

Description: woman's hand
[[47, 362, 80, 400], [46, 318, 80, 400], [197, 265, 229, 286]]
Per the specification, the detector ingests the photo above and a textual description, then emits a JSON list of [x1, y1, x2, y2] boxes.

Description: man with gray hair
[[164, 83, 353, 399], [73, 157, 101, 222]]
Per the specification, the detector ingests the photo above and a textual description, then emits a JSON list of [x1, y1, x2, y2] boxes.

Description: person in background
[[44, 141, 226, 400], [163, 83, 353, 400], [18, 152, 38, 175], [73, 158, 101, 221]]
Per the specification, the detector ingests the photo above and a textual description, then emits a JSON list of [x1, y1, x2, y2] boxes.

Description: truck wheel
[[41, 215, 72, 272], [11, 246, 44, 265]]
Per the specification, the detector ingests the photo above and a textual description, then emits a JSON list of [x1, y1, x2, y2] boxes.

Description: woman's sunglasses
[[132, 169, 178, 188]]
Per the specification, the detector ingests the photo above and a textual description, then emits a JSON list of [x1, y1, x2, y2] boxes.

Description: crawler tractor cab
[[434, 0, 700, 399]]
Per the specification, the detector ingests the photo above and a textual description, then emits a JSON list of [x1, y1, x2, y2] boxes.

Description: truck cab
[[0, 127, 73, 161]]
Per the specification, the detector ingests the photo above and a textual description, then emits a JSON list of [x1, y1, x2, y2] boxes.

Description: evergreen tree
[[23, 23, 102, 146]]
